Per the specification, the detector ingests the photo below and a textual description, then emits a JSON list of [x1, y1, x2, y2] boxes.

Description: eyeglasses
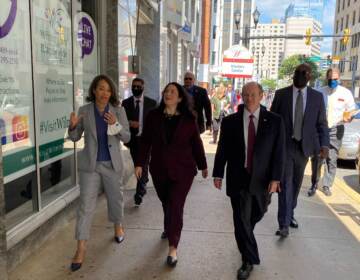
[[184, 77, 193, 81]]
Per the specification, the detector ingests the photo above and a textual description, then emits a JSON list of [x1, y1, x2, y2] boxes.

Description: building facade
[[285, 0, 324, 24], [333, 0, 360, 96], [284, 17, 322, 58], [250, 20, 286, 80], [221, 0, 255, 53]]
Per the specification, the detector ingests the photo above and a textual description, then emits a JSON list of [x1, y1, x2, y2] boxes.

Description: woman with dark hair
[[68, 74, 130, 271], [135, 82, 208, 267]]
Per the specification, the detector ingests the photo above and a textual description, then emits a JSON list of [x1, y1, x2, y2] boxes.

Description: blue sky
[[257, 0, 336, 53]]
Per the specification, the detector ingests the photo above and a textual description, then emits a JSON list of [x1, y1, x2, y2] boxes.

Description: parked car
[[338, 102, 360, 162]]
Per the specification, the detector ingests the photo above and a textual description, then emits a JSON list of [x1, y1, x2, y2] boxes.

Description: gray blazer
[[68, 103, 131, 173]]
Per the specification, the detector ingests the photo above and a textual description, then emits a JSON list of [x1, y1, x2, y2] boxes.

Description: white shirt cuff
[[107, 121, 122, 136]]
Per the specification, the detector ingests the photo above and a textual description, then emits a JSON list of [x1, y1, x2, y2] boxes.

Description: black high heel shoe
[[161, 231, 167, 239], [114, 235, 125, 243], [70, 262, 82, 272], [166, 256, 178, 267]]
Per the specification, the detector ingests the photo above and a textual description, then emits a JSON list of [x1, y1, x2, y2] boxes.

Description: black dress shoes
[[322, 186, 332, 196], [161, 231, 168, 239], [134, 193, 143, 206], [275, 227, 289, 238], [308, 185, 317, 197], [290, 217, 299, 228], [114, 235, 125, 243], [237, 262, 253, 280], [166, 256, 178, 267], [70, 262, 82, 272]]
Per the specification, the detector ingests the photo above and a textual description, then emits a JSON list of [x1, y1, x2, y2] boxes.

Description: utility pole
[[198, 0, 212, 90]]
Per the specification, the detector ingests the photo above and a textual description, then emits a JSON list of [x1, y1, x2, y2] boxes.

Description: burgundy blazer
[[136, 109, 207, 181]]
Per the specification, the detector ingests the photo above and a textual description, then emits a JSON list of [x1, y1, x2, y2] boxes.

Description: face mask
[[328, 79, 339, 89], [132, 86, 143, 97], [293, 71, 308, 88]]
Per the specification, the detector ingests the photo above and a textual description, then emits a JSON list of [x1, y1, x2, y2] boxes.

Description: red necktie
[[247, 115, 255, 173]]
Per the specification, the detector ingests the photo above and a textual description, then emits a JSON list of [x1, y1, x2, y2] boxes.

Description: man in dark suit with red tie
[[213, 82, 286, 280], [122, 78, 157, 206], [270, 64, 329, 237]]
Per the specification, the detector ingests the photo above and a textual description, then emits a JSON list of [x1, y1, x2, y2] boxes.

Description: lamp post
[[234, 11, 241, 44], [260, 44, 265, 78], [253, 7, 260, 29]]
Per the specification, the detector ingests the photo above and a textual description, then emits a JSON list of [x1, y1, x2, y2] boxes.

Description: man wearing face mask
[[122, 78, 157, 206], [308, 68, 356, 197], [271, 63, 329, 238]]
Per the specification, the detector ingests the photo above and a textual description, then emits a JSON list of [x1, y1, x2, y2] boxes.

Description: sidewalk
[[9, 134, 360, 280]]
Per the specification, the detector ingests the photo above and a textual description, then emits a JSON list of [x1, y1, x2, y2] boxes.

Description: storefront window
[[1, 0, 100, 229], [31, 0, 76, 207], [118, 0, 137, 100], [1, 0, 38, 228]]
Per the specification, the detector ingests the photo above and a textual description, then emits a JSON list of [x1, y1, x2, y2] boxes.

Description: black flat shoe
[[161, 231, 167, 239], [290, 217, 299, 228], [166, 256, 178, 267], [70, 262, 82, 272], [237, 262, 253, 280], [114, 235, 125, 243]]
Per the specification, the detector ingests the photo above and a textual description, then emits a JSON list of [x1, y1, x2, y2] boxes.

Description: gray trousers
[[311, 125, 344, 189], [75, 161, 124, 240]]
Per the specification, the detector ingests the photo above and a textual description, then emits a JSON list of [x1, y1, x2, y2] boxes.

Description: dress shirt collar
[[292, 85, 307, 95], [244, 106, 260, 120]]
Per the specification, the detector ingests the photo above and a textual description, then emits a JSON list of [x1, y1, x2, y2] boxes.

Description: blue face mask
[[328, 79, 339, 89]]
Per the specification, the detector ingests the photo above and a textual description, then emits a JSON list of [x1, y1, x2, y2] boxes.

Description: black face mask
[[132, 86, 143, 97], [293, 70, 308, 88]]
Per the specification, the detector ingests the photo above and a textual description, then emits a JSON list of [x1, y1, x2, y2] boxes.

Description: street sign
[[309, 55, 321, 62], [221, 45, 254, 78]]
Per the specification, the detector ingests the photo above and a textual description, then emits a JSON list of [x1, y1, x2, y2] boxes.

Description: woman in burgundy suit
[[135, 82, 208, 267]]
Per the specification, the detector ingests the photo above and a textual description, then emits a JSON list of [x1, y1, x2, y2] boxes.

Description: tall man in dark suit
[[122, 78, 157, 206], [183, 71, 212, 133], [270, 64, 329, 237], [213, 82, 286, 280]]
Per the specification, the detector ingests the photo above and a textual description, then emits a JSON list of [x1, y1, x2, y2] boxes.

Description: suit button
[[108, 145, 112, 148]]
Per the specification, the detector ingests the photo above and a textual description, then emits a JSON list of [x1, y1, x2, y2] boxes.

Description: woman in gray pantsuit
[[68, 75, 130, 271]]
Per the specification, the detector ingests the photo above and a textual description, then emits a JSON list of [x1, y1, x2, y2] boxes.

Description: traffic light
[[327, 55, 332, 65], [305, 28, 311, 45], [342, 28, 351, 45]]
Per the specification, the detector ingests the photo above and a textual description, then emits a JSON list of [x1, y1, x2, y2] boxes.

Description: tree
[[278, 55, 321, 86], [261, 79, 277, 91]]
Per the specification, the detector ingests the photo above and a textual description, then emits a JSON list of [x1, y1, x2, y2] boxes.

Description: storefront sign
[[32, 0, 73, 165], [0, 0, 17, 38], [74, 12, 98, 108], [0, 0, 36, 182], [222, 45, 254, 78]]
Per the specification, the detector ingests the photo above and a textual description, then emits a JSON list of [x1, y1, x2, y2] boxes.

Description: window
[[212, 25, 216, 39], [335, 41, 338, 53], [353, 11, 356, 25], [338, 0, 341, 12], [348, 0, 351, 6], [336, 20, 339, 33], [211, 51, 216, 65], [341, 17, 344, 30], [343, 0, 345, 10], [346, 14, 349, 28]]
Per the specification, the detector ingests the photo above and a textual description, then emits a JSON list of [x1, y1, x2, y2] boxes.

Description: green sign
[[309, 55, 321, 62]]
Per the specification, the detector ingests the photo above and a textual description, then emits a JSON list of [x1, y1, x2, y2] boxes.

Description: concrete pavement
[[9, 133, 360, 280]]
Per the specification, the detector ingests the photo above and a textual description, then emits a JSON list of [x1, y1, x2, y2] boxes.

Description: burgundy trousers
[[153, 176, 194, 248]]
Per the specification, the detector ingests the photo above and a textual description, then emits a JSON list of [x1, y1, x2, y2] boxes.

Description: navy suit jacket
[[212, 105, 286, 197], [270, 86, 329, 157]]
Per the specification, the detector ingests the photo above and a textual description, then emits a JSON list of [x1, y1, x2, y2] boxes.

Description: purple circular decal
[[0, 0, 17, 39], [78, 17, 94, 59]]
